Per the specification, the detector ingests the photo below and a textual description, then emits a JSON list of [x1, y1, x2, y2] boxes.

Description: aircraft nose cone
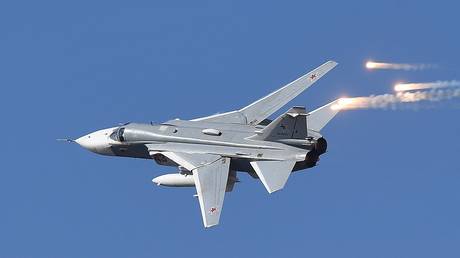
[[75, 134, 94, 151], [75, 128, 116, 156]]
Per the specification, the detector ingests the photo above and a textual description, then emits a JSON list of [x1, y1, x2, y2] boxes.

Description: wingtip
[[310, 98, 343, 112], [326, 60, 338, 66], [307, 98, 343, 131], [203, 222, 219, 228], [315, 60, 338, 73]]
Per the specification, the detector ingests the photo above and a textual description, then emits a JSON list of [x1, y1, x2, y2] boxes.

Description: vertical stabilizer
[[252, 106, 308, 141]]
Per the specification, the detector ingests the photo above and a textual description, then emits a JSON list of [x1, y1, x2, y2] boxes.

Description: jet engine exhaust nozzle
[[314, 137, 328, 155]]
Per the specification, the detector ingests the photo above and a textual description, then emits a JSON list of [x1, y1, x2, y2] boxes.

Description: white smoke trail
[[394, 80, 460, 92], [331, 88, 460, 110], [366, 61, 436, 71]]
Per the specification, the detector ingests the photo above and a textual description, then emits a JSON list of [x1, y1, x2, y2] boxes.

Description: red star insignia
[[210, 207, 217, 213], [310, 74, 317, 80]]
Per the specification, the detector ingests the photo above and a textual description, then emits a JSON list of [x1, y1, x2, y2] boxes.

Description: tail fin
[[307, 99, 341, 132], [251, 106, 308, 141]]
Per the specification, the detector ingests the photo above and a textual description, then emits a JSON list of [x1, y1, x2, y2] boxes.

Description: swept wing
[[149, 150, 230, 228], [193, 61, 337, 125]]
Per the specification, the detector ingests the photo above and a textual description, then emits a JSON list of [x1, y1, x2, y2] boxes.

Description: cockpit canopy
[[110, 127, 125, 142]]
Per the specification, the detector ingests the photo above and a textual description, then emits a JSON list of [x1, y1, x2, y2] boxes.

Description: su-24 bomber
[[66, 61, 341, 228]]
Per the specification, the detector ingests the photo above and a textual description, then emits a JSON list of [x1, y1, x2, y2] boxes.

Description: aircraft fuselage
[[76, 120, 325, 174]]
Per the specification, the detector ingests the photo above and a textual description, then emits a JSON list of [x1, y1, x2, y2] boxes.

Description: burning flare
[[394, 80, 460, 92], [331, 88, 460, 110], [365, 61, 435, 71]]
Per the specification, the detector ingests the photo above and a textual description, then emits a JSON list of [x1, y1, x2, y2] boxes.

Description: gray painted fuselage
[[106, 120, 323, 175]]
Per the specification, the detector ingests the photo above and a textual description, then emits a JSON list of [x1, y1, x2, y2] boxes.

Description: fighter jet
[[68, 61, 341, 228]]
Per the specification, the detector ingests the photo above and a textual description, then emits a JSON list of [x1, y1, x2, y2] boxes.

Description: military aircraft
[[67, 61, 341, 228]]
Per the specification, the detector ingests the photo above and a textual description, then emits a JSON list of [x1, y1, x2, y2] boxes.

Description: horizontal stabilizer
[[250, 160, 296, 193], [308, 99, 341, 132]]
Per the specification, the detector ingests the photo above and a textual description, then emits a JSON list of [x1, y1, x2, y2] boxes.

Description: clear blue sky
[[1, 1, 459, 257]]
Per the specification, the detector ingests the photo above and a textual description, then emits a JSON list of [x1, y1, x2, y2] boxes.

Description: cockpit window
[[118, 128, 125, 142], [110, 127, 126, 142], [109, 131, 117, 141]]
